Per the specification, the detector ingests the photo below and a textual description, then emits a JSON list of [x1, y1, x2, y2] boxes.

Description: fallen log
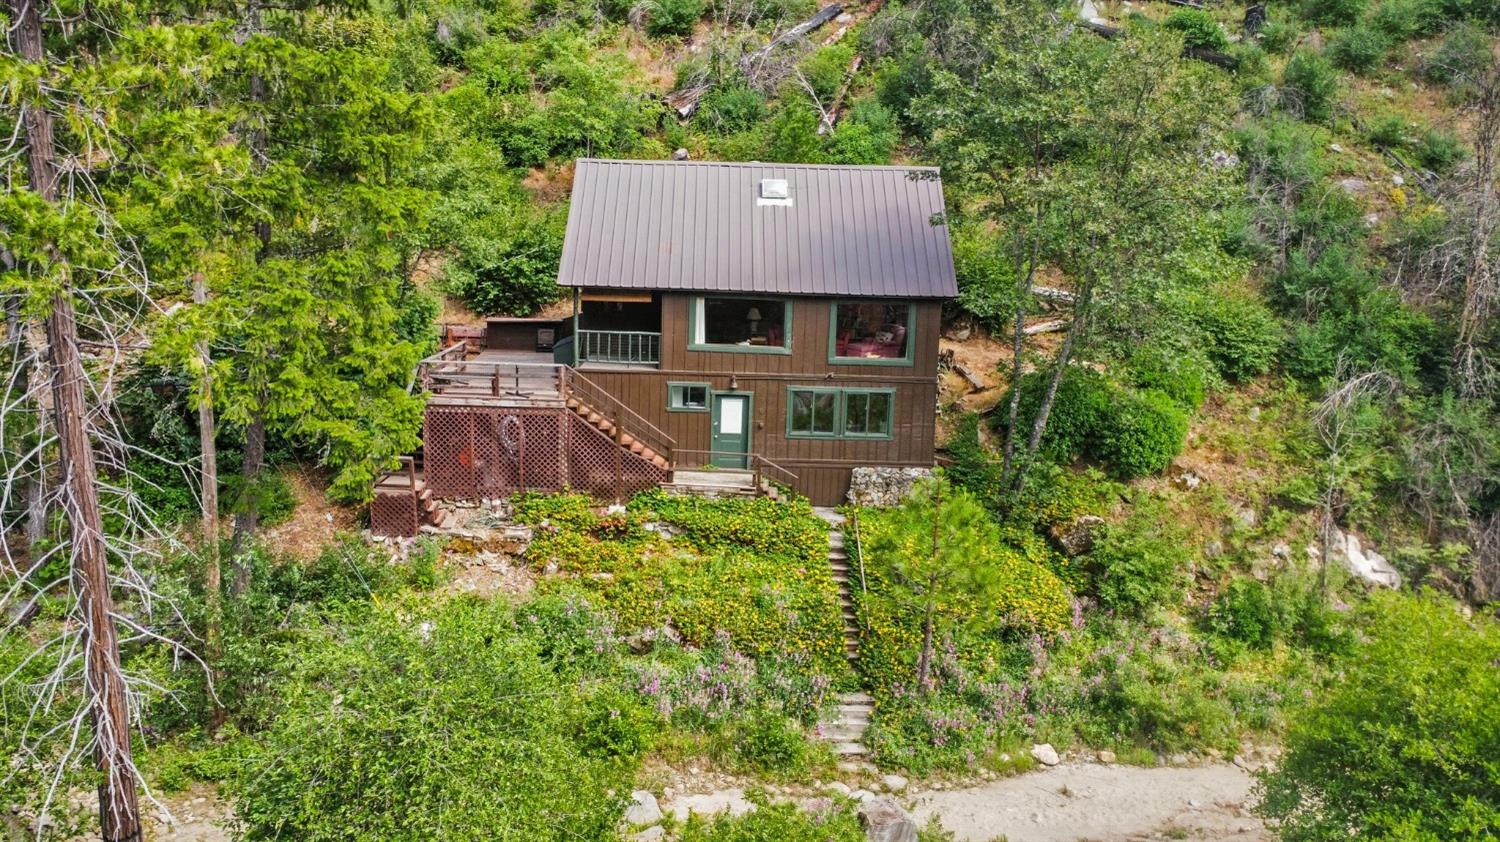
[[951, 362, 987, 392], [1032, 285, 1076, 303], [1081, 20, 1239, 69], [819, 53, 863, 135], [666, 3, 844, 118], [1023, 319, 1069, 335]]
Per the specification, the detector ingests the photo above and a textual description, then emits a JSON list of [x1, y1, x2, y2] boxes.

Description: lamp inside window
[[695, 297, 787, 348]]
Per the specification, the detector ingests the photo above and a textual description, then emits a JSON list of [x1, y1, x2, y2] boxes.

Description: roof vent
[[757, 178, 793, 207]]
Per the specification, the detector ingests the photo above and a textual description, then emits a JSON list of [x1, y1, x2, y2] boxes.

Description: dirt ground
[[260, 468, 358, 560], [910, 762, 1267, 842]]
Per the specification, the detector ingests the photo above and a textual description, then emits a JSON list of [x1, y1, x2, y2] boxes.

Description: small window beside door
[[668, 382, 709, 412], [787, 387, 894, 439]]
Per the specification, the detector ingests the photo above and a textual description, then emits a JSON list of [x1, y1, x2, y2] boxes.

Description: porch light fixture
[[729, 375, 738, 390]]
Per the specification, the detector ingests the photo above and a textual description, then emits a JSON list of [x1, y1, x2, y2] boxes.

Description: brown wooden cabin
[[372, 159, 955, 536]]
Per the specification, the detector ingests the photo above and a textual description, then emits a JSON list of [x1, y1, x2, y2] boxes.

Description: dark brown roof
[[557, 159, 958, 299]]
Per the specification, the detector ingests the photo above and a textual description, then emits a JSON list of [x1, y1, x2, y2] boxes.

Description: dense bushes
[[1259, 591, 1500, 840], [997, 369, 1190, 479], [1163, 9, 1228, 52], [1185, 287, 1282, 383], [1084, 501, 1191, 616], [232, 597, 632, 840], [518, 491, 850, 675], [444, 215, 564, 316], [1282, 50, 1338, 123], [1327, 26, 1387, 74]]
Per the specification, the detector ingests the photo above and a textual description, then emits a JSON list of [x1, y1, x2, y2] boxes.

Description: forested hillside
[[4, 0, 1500, 839]]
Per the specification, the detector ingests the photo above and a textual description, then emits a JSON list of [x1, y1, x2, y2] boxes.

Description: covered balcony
[[561, 291, 662, 368]]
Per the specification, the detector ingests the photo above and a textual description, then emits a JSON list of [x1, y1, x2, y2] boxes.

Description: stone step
[[821, 726, 867, 743], [832, 741, 868, 756], [841, 692, 874, 703]]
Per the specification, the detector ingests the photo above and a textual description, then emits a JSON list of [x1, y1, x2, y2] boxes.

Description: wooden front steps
[[565, 397, 670, 471], [372, 469, 449, 536]]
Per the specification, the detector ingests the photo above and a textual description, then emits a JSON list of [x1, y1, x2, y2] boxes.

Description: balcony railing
[[576, 330, 660, 366]]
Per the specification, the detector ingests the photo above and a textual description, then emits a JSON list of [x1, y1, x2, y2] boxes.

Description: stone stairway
[[821, 692, 874, 757], [812, 508, 872, 757]]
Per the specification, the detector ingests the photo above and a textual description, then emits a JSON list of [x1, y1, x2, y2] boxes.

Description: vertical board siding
[[578, 294, 939, 506]]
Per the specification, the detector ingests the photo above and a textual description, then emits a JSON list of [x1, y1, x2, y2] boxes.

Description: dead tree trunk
[[666, 3, 844, 117], [12, 0, 144, 836]]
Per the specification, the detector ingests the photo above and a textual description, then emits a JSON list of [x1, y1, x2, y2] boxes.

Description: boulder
[[1331, 530, 1401, 589], [856, 797, 918, 842], [846, 467, 934, 508], [1097, 749, 1116, 764], [880, 774, 908, 794], [624, 791, 662, 826], [1031, 743, 1061, 766], [632, 827, 665, 842], [1050, 515, 1105, 557], [826, 782, 852, 797], [851, 789, 877, 803]]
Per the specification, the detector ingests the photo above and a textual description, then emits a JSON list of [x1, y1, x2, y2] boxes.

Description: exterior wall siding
[[578, 294, 940, 506]]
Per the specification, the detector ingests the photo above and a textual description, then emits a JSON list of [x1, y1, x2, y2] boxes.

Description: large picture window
[[787, 387, 894, 439], [830, 301, 913, 364], [691, 296, 790, 352]]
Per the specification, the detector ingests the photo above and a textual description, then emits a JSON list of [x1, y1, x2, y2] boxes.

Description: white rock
[[826, 782, 852, 797], [1333, 530, 1402, 588], [1097, 749, 1117, 764], [1392, 174, 1405, 186], [1031, 744, 1061, 766], [851, 789, 877, 803], [632, 827, 665, 842], [1328, 143, 1344, 153], [881, 774, 908, 793], [624, 791, 662, 826]]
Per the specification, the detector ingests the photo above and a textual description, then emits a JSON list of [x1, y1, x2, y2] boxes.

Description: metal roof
[[557, 159, 958, 299]]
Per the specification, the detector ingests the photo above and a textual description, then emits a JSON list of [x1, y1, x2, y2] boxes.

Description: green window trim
[[785, 387, 896, 440], [687, 295, 794, 355], [828, 300, 917, 366], [667, 382, 711, 412]]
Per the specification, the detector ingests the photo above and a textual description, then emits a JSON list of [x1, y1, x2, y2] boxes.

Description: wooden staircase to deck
[[564, 396, 670, 471]]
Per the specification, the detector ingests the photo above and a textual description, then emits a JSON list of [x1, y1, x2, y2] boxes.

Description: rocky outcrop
[[846, 467, 933, 508], [1050, 516, 1105, 557], [1328, 530, 1401, 589]]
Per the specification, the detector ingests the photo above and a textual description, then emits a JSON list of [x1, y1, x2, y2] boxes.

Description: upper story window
[[690, 296, 791, 354], [830, 301, 914, 365]]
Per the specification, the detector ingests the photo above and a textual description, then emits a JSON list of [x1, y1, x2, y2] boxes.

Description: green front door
[[710, 393, 750, 469]]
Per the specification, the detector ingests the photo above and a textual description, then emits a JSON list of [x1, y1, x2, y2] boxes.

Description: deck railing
[[562, 367, 676, 465], [576, 330, 660, 365]]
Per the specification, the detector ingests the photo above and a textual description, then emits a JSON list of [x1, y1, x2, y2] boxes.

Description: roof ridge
[[574, 157, 942, 173]]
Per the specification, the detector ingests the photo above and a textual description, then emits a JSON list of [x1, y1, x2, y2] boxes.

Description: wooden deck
[[423, 348, 564, 405]]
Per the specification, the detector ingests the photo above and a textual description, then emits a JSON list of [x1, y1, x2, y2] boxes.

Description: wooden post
[[612, 408, 624, 501], [492, 366, 501, 397]]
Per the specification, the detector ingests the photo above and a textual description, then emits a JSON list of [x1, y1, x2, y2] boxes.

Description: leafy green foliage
[[998, 370, 1189, 478], [1206, 578, 1276, 649], [646, 0, 706, 36], [1085, 500, 1191, 616], [1300, 0, 1367, 25], [231, 596, 631, 840], [444, 214, 565, 316], [1282, 50, 1339, 123], [1186, 287, 1283, 383], [678, 796, 866, 842], [1126, 346, 1210, 410], [1258, 592, 1500, 840], [1164, 9, 1229, 52], [1327, 26, 1387, 74]]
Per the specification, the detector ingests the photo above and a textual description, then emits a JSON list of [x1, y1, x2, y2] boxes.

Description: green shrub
[[679, 796, 865, 842], [825, 99, 899, 165], [1300, 0, 1366, 24], [1415, 127, 1467, 173], [799, 43, 856, 102], [735, 711, 810, 775], [222, 468, 297, 528], [1327, 26, 1387, 74], [1364, 112, 1411, 147], [231, 597, 632, 840], [445, 217, 564, 316], [1368, 0, 1444, 39], [577, 686, 662, 759], [1258, 19, 1301, 54], [1282, 50, 1339, 123], [1206, 578, 1276, 649], [1424, 22, 1492, 86], [996, 368, 1115, 464], [1126, 346, 1210, 410], [1187, 287, 1283, 382], [1086, 504, 1191, 616], [1094, 389, 1189, 479], [1258, 591, 1500, 840], [696, 85, 768, 134], [1164, 9, 1229, 52], [766, 100, 824, 163], [646, 0, 705, 36]]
